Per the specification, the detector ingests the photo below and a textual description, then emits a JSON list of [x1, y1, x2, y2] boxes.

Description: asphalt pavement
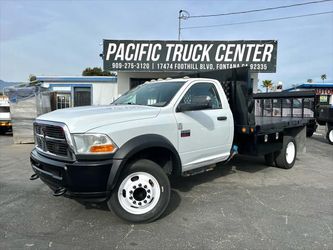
[[0, 129, 332, 249]]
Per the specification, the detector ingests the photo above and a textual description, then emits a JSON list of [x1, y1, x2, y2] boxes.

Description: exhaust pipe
[[53, 187, 67, 197], [30, 173, 39, 180]]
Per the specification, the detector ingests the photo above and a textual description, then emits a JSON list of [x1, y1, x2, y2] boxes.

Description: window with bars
[[56, 93, 71, 109]]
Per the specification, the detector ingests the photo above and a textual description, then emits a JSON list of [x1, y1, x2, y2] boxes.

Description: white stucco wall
[[92, 82, 118, 104], [45, 81, 118, 106]]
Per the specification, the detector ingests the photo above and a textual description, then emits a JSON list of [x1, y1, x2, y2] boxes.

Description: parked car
[[0, 96, 12, 134]]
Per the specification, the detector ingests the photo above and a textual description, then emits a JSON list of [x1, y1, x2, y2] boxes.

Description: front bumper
[[30, 148, 113, 201]]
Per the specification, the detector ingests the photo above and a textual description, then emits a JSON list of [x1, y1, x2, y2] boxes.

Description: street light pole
[[178, 10, 190, 41], [178, 10, 182, 41]]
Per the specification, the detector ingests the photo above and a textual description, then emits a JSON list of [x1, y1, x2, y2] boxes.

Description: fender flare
[[107, 134, 181, 191]]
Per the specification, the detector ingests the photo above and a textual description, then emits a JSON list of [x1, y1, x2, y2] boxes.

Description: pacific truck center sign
[[103, 40, 277, 73]]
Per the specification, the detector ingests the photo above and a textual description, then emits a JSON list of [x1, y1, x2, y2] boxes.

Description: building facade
[[36, 76, 117, 110]]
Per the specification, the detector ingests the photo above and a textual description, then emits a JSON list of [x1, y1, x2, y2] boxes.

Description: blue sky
[[0, 0, 332, 88]]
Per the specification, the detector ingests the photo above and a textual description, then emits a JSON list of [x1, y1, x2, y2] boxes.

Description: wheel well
[[125, 147, 181, 176]]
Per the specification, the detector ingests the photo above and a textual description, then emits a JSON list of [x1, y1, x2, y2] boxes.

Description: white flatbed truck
[[30, 68, 315, 222]]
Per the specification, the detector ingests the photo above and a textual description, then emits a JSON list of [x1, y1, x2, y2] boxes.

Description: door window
[[56, 93, 71, 109], [180, 82, 222, 109]]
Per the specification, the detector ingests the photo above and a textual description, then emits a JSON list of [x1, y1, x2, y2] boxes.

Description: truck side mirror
[[177, 100, 212, 112]]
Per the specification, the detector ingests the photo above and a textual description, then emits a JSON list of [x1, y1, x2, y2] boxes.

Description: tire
[[264, 153, 275, 166], [107, 159, 170, 223], [275, 136, 297, 169], [306, 123, 316, 137], [326, 128, 333, 145], [306, 130, 314, 137]]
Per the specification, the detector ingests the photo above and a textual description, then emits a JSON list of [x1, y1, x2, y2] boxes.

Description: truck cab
[[316, 92, 333, 144]]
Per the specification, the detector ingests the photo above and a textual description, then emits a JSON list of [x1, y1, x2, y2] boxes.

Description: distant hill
[[0, 80, 20, 93]]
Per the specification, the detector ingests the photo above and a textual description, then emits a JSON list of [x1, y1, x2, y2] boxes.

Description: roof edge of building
[[35, 76, 117, 83]]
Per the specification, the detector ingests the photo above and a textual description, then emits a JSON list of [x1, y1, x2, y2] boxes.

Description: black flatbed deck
[[255, 116, 310, 134]]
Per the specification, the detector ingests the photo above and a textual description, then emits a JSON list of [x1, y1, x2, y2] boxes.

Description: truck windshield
[[113, 81, 186, 107]]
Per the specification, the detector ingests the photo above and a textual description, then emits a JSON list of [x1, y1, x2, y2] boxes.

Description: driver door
[[174, 81, 232, 172]]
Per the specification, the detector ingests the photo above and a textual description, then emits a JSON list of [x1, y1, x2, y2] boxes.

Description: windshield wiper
[[113, 102, 135, 105]]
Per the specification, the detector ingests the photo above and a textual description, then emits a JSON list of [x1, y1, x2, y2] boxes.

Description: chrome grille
[[45, 140, 68, 156], [34, 122, 71, 159], [45, 126, 65, 139]]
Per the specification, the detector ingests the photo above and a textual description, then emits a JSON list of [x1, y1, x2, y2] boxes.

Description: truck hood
[[37, 105, 161, 133]]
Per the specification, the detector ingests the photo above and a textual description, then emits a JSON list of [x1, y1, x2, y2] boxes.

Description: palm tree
[[262, 80, 273, 92], [307, 79, 313, 83], [321, 74, 327, 83]]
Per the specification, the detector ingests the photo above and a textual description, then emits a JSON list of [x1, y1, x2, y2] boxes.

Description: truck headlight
[[72, 134, 118, 154]]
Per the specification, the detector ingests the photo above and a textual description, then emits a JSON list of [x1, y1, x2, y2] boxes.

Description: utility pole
[[178, 10, 190, 40]]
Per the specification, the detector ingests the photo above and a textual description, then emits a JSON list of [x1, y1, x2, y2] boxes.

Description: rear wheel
[[326, 128, 333, 145], [275, 136, 297, 169], [108, 159, 170, 223]]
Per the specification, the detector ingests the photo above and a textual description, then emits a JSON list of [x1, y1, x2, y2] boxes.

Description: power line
[[189, 0, 333, 18], [182, 11, 333, 30]]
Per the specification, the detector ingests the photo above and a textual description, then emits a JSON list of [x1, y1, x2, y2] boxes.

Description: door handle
[[217, 116, 227, 121]]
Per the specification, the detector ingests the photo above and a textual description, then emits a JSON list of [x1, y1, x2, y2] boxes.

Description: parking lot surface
[[0, 129, 332, 249]]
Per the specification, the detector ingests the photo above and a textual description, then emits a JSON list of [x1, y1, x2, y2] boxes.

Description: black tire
[[275, 136, 297, 169], [306, 130, 314, 137], [326, 128, 333, 145], [264, 153, 275, 166], [107, 159, 170, 223]]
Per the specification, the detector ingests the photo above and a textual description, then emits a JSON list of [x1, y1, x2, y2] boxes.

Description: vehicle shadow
[[160, 190, 181, 219], [1, 132, 13, 136], [79, 200, 110, 211], [78, 155, 268, 219], [310, 135, 329, 144], [171, 154, 268, 193], [77, 190, 181, 218]]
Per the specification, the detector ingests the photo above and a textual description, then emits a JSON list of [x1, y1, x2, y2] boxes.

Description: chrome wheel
[[286, 141, 296, 164], [118, 171, 161, 215]]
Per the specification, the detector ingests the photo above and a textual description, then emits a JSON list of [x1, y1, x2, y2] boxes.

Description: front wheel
[[108, 159, 170, 223], [326, 128, 333, 145]]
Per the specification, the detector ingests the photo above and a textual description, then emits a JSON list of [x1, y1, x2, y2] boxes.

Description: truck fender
[[106, 134, 181, 191]]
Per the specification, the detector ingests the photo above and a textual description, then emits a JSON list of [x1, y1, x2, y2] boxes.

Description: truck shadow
[[78, 190, 181, 221], [310, 135, 329, 144], [171, 155, 268, 193], [78, 155, 267, 219], [1, 132, 13, 136]]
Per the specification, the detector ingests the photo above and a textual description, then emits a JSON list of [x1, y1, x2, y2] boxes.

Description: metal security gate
[[74, 87, 91, 107]]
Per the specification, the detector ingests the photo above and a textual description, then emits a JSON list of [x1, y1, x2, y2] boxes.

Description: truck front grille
[[34, 123, 72, 160], [45, 140, 69, 156]]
